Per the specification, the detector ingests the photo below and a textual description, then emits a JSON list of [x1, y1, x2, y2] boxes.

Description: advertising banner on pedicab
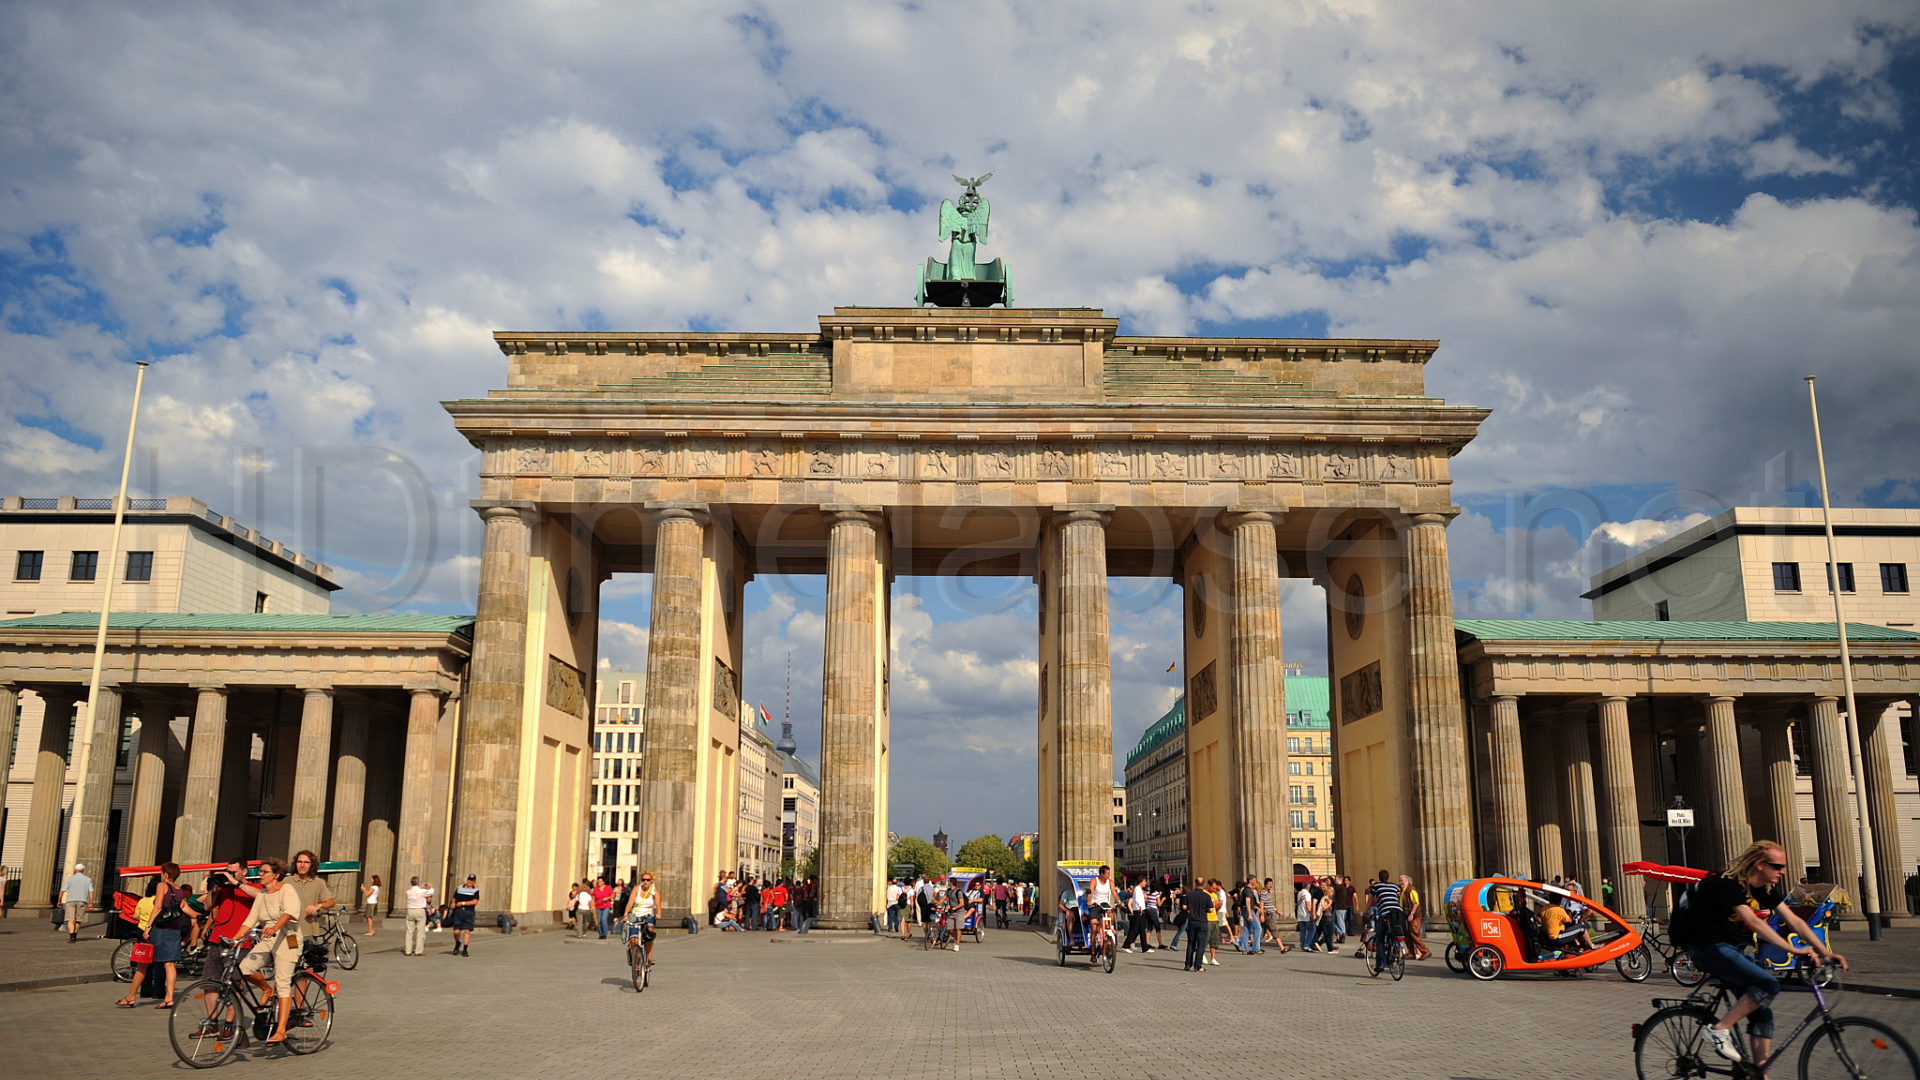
[[947, 867, 989, 888]]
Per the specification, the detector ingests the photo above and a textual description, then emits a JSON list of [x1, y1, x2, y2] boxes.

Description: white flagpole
[[1803, 375, 1881, 940], [61, 361, 149, 885]]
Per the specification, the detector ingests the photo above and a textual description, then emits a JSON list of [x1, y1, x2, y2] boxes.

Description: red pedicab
[[1443, 876, 1648, 982]]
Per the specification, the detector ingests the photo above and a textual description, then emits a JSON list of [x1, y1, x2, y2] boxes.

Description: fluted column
[[449, 501, 536, 913], [0, 683, 18, 782], [1804, 695, 1859, 888], [1594, 696, 1643, 916], [394, 689, 443, 900], [1487, 695, 1531, 878], [19, 692, 78, 909], [1524, 722, 1564, 881], [1403, 513, 1474, 896], [817, 508, 887, 927], [70, 685, 124, 881], [125, 700, 168, 869], [1559, 716, 1603, 890], [1703, 696, 1752, 867], [636, 504, 708, 924], [1858, 700, 1905, 910], [172, 687, 229, 865], [1759, 718, 1802, 879], [1226, 511, 1289, 880], [1056, 508, 1113, 864], [287, 688, 335, 857], [326, 701, 371, 895]]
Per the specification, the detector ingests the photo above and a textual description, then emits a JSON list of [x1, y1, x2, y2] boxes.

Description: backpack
[[1666, 880, 1707, 949]]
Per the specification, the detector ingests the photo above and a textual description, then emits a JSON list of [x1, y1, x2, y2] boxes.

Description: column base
[[810, 915, 878, 932]]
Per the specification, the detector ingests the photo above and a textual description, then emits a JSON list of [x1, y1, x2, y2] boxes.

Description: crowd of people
[[705, 873, 817, 931]]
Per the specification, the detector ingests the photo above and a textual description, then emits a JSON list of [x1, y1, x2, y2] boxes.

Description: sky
[[4, 1, 1918, 847]]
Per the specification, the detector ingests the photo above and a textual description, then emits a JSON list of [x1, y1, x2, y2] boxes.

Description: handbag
[[130, 942, 155, 964], [1173, 911, 1188, 928]]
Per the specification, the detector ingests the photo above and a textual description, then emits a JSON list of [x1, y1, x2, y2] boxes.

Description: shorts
[[64, 900, 87, 923], [1210, 922, 1226, 947], [625, 915, 655, 940], [447, 907, 475, 931], [239, 938, 298, 996]]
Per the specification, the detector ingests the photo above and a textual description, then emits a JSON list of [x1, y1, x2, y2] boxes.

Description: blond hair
[[1725, 840, 1786, 884]]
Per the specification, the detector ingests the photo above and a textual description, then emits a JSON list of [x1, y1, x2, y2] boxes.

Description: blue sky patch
[[17, 413, 103, 451]]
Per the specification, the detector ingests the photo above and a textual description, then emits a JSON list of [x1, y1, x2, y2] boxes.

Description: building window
[[1304, 762, 1314, 776], [254, 591, 269, 613], [619, 680, 634, 704], [1655, 599, 1670, 621], [1287, 736, 1300, 753], [125, 551, 153, 582], [1306, 811, 1317, 829], [15, 551, 43, 580], [1772, 562, 1800, 592], [1883, 564, 1910, 594], [1289, 811, 1304, 829], [1827, 563, 1855, 593], [1291, 837, 1304, 849], [1289, 762, 1301, 775], [70, 551, 99, 581], [1309, 837, 1318, 848]]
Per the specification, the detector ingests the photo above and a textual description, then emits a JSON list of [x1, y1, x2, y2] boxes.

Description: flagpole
[[62, 360, 149, 886], [1804, 375, 1881, 940]]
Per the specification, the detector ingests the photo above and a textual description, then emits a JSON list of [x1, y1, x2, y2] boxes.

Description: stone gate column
[[1487, 695, 1531, 878], [817, 507, 886, 929], [1759, 718, 1802, 878], [1226, 510, 1288, 880], [172, 686, 228, 865], [394, 689, 443, 900], [0, 683, 17, 780], [450, 500, 536, 914], [327, 701, 371, 896], [636, 504, 708, 925], [70, 685, 124, 884], [126, 699, 168, 869], [1523, 722, 1564, 881], [1703, 696, 1752, 867], [1559, 716, 1603, 891], [1804, 695, 1859, 888], [1595, 696, 1644, 917], [1858, 699, 1905, 912], [1056, 507, 1113, 865], [1404, 513, 1473, 897], [19, 692, 78, 909], [287, 687, 335, 858]]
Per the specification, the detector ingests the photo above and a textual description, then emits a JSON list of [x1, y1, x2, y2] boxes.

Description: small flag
[[1165, 662, 1177, 672], [759, 703, 773, 724]]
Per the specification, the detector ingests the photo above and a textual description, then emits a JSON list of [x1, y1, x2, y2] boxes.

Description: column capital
[[1406, 510, 1461, 528], [470, 499, 538, 523], [298, 685, 335, 698], [190, 683, 228, 696], [646, 500, 711, 527], [406, 686, 443, 700], [1221, 508, 1279, 530], [820, 504, 883, 528], [1050, 504, 1113, 527], [1491, 692, 1522, 703]]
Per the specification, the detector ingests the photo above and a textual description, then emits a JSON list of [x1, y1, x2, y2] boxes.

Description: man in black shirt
[[1180, 883, 1213, 972], [1679, 841, 1846, 1065]]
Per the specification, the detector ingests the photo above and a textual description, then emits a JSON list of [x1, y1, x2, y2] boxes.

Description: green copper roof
[[1285, 676, 1329, 727], [1126, 697, 1186, 767], [1455, 619, 1920, 643], [0, 612, 474, 636]]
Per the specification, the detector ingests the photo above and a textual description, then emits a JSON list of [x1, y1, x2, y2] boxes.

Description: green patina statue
[[918, 172, 1012, 307]]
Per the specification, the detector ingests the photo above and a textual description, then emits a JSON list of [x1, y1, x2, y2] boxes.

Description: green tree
[[797, 845, 819, 881], [952, 834, 1023, 879], [1018, 856, 1038, 884], [887, 836, 949, 879]]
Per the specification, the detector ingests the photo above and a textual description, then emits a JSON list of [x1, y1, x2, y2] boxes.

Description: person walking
[[1121, 878, 1148, 952], [60, 863, 94, 943], [1400, 875, 1432, 959], [1207, 879, 1230, 966], [115, 861, 187, 1008], [573, 882, 594, 936], [449, 874, 479, 955], [1181, 879, 1213, 972], [1332, 876, 1354, 944], [1295, 877, 1318, 952], [403, 877, 432, 956], [1144, 881, 1165, 950], [360, 875, 382, 936], [592, 878, 615, 939], [886, 879, 904, 933]]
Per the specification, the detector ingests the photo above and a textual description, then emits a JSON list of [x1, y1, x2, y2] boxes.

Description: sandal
[[114, 999, 139, 1008], [156, 1000, 175, 1009]]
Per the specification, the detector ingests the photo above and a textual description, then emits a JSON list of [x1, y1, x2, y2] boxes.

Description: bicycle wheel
[[112, 939, 136, 982], [283, 973, 333, 1055], [1388, 940, 1406, 981], [1634, 1005, 1724, 1080], [1366, 938, 1383, 977], [630, 946, 648, 993], [1670, 951, 1705, 987], [169, 981, 243, 1069], [1102, 936, 1117, 973], [1617, 944, 1653, 982], [1443, 944, 1466, 974], [1466, 944, 1504, 981], [332, 933, 359, 971], [1800, 1017, 1920, 1080]]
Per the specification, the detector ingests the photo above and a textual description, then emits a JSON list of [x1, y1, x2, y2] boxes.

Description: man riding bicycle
[[1083, 865, 1117, 929], [1361, 869, 1405, 957], [1673, 840, 1847, 1066]]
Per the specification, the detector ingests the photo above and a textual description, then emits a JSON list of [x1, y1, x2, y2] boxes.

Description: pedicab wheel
[[168, 982, 242, 1068], [1057, 938, 1068, 966], [1443, 944, 1467, 974], [1388, 941, 1406, 981], [1632, 1004, 1718, 1080], [1102, 936, 1117, 974], [1466, 944, 1504, 981], [1669, 952, 1705, 988], [283, 972, 334, 1055], [112, 939, 136, 982], [1617, 943, 1652, 983], [1798, 1017, 1919, 1080]]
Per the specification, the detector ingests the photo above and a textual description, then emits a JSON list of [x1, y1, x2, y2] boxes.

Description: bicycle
[[308, 910, 359, 970], [168, 932, 336, 1068], [924, 904, 956, 951], [1365, 912, 1407, 981], [1633, 961, 1918, 1080], [113, 935, 208, 983], [1634, 913, 1705, 987], [624, 923, 655, 992]]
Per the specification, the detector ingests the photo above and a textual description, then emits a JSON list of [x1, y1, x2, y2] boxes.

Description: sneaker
[[1703, 1027, 1743, 1062], [1208, 957, 1220, 966]]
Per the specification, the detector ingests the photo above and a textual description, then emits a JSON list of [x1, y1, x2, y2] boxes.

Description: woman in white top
[[360, 875, 381, 936], [621, 873, 659, 965], [237, 858, 303, 1046], [574, 884, 595, 937]]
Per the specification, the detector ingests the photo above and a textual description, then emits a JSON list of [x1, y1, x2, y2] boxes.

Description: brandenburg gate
[[441, 184, 1488, 927]]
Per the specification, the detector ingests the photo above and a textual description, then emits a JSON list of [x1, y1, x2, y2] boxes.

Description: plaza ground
[[2, 917, 1916, 1079]]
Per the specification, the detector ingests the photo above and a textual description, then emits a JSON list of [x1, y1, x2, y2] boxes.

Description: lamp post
[[1804, 376, 1883, 939]]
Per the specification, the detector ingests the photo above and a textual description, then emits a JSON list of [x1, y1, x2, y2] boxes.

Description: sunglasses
[[1761, 860, 1788, 871]]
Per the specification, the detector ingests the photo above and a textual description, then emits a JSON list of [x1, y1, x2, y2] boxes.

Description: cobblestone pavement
[[2, 927, 1914, 1079]]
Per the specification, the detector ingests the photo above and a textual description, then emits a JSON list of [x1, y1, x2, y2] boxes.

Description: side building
[[589, 671, 646, 883], [1122, 697, 1188, 884], [777, 719, 818, 877], [1286, 676, 1335, 877]]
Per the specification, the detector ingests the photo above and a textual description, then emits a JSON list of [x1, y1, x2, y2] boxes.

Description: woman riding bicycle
[[621, 872, 659, 966], [1674, 840, 1848, 1066]]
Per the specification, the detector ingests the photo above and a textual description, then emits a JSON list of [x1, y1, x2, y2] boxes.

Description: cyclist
[[1084, 865, 1117, 932], [1362, 869, 1404, 965], [1674, 840, 1847, 1066], [235, 857, 302, 1046], [621, 872, 659, 967]]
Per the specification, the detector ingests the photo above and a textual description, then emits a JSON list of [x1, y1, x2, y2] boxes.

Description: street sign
[[1666, 808, 1695, 828]]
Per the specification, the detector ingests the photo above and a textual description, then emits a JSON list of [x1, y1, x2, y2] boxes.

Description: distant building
[[1122, 697, 1187, 883], [1112, 783, 1126, 867], [589, 671, 646, 882], [932, 826, 948, 857], [778, 719, 818, 876], [736, 703, 782, 882], [1007, 832, 1037, 861], [1286, 676, 1335, 877]]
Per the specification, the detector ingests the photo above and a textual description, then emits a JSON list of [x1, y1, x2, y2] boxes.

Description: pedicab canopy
[[1056, 861, 1104, 911], [117, 860, 360, 879], [947, 867, 989, 888]]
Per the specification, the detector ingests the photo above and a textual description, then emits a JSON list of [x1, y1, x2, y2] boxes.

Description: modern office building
[[588, 671, 646, 883]]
